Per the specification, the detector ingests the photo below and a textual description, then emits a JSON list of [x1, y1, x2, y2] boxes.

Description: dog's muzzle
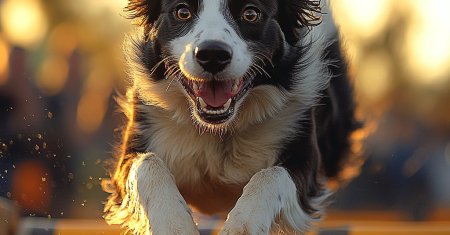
[[180, 41, 253, 125], [195, 41, 232, 75]]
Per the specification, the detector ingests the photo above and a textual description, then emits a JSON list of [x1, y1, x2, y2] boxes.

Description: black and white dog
[[103, 0, 360, 234]]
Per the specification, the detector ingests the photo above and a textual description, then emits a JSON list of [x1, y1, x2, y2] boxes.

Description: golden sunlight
[[36, 55, 69, 96], [110, 0, 128, 9], [67, 0, 127, 18], [355, 51, 392, 101], [89, 0, 128, 12], [77, 92, 107, 133], [331, 0, 390, 40], [48, 23, 78, 58], [0, 0, 48, 49], [404, 0, 450, 86], [0, 36, 10, 86], [76, 68, 113, 133]]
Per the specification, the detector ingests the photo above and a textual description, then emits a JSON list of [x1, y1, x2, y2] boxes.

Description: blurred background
[[0, 0, 449, 233]]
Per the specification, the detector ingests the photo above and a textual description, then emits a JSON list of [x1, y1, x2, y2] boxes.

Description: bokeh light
[[77, 92, 107, 133], [11, 160, 52, 213], [48, 23, 78, 58], [83, 67, 114, 97], [404, 0, 450, 86], [331, 0, 390, 41], [0, 0, 48, 49], [332, 0, 450, 100], [68, 0, 127, 17], [0, 35, 10, 86], [76, 68, 113, 133], [355, 51, 392, 102], [36, 55, 69, 96]]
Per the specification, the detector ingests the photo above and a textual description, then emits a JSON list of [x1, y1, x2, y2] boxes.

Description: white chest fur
[[145, 111, 280, 188], [139, 87, 305, 190]]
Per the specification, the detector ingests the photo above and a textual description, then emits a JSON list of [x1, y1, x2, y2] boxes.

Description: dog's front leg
[[219, 166, 314, 235], [131, 153, 200, 235]]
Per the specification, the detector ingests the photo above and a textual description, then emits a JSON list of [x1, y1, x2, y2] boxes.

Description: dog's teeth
[[232, 84, 238, 93], [235, 77, 240, 85], [224, 98, 231, 110], [193, 83, 199, 94], [198, 97, 207, 108], [199, 99, 232, 115]]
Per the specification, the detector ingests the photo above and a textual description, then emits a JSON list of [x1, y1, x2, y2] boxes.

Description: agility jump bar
[[309, 221, 450, 235], [15, 217, 450, 235]]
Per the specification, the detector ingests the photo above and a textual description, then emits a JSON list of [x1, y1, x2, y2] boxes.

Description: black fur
[[277, 40, 360, 216]]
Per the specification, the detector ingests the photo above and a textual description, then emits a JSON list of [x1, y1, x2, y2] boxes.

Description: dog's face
[[165, 0, 284, 127], [128, 0, 321, 131]]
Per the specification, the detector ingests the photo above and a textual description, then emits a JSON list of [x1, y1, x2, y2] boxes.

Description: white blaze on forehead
[[199, 0, 226, 28], [170, 0, 252, 81], [196, 0, 233, 43]]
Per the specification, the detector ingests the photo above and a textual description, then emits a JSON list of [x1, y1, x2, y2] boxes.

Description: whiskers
[[149, 59, 165, 75], [152, 55, 185, 91], [253, 51, 274, 68], [244, 50, 272, 82]]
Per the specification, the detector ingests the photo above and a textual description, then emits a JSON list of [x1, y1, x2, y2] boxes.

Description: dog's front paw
[[219, 223, 270, 235], [147, 203, 200, 235], [219, 212, 271, 235], [150, 217, 200, 235], [131, 154, 200, 235]]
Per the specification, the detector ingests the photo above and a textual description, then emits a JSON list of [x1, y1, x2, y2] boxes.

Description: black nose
[[195, 41, 232, 74]]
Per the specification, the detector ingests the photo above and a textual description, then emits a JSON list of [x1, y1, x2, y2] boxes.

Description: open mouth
[[181, 76, 253, 124]]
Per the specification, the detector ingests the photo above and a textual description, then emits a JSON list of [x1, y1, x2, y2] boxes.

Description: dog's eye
[[177, 8, 191, 20], [243, 9, 259, 22]]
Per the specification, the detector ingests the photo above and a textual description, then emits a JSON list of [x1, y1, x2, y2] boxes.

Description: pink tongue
[[197, 80, 234, 107]]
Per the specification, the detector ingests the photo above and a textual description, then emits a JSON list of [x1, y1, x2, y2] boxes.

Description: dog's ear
[[125, 0, 161, 35], [278, 0, 322, 45]]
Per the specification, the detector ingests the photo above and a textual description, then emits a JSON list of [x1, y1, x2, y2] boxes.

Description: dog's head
[[126, 0, 322, 132]]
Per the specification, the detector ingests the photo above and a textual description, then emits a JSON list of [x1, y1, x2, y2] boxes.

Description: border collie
[[103, 0, 360, 234]]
